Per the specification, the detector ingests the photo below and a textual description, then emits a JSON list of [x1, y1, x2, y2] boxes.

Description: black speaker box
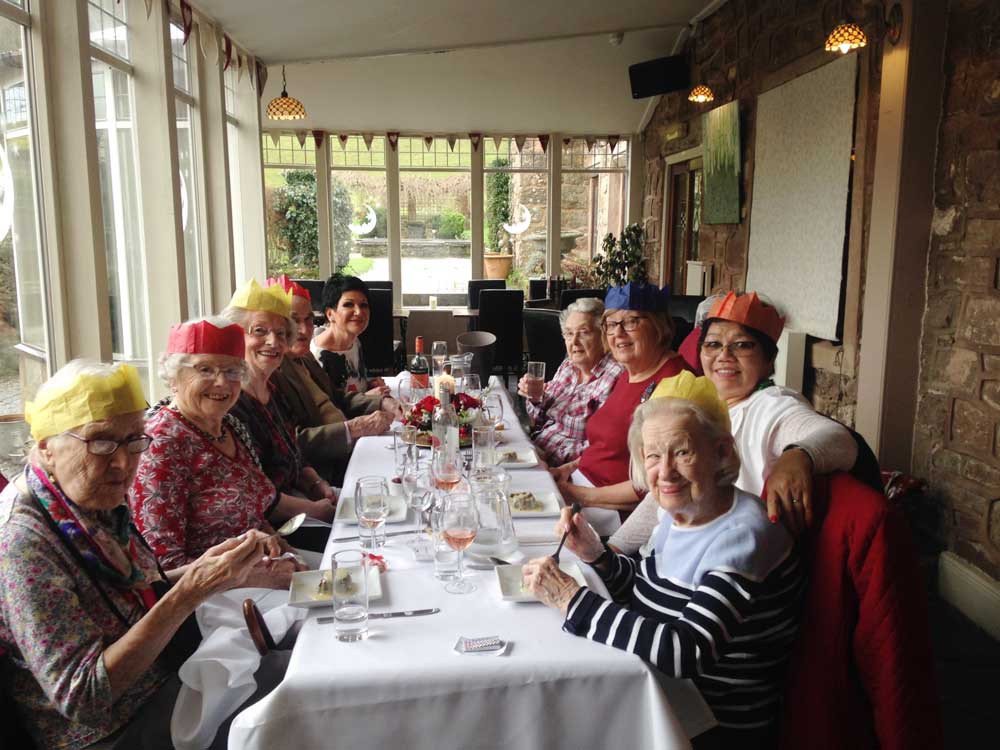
[[628, 55, 690, 99]]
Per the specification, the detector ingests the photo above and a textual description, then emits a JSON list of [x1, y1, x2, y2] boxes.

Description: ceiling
[[195, 0, 720, 63]]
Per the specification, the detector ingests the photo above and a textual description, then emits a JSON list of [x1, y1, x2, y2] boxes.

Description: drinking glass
[[430, 446, 465, 493], [430, 501, 459, 580], [391, 428, 417, 476], [471, 425, 496, 469], [461, 373, 482, 399], [331, 549, 369, 641], [431, 341, 448, 377], [402, 461, 433, 559], [441, 493, 479, 594], [482, 390, 505, 430], [354, 476, 389, 549]]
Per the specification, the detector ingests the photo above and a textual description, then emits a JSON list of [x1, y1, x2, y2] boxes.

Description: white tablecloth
[[229, 379, 714, 749]]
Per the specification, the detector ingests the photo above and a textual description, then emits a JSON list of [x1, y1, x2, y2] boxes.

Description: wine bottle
[[410, 336, 430, 388], [432, 381, 460, 458]]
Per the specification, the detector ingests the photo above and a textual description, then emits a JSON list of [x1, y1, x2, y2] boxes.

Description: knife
[[330, 529, 417, 543], [317, 608, 440, 624]]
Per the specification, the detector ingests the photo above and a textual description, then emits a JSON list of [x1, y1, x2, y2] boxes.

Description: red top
[[578, 355, 690, 487]]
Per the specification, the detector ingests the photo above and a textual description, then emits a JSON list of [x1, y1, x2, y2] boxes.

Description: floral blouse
[[229, 384, 305, 494], [129, 406, 279, 570], [0, 481, 171, 750]]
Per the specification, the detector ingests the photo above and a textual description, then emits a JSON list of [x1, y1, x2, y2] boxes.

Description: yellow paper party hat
[[649, 371, 730, 433], [25, 362, 147, 441], [229, 278, 293, 318]]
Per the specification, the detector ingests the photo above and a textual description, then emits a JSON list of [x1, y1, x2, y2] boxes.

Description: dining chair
[[476, 289, 524, 387], [467, 279, 505, 310], [358, 288, 399, 375], [523, 308, 564, 382], [405, 310, 460, 357], [242, 599, 276, 656], [558, 288, 605, 310]]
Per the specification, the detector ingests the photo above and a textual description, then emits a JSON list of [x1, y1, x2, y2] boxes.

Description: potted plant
[[484, 159, 514, 280], [593, 223, 647, 288]]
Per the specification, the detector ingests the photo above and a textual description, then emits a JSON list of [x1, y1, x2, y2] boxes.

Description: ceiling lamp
[[266, 66, 307, 121], [825, 21, 868, 54], [688, 84, 715, 104]]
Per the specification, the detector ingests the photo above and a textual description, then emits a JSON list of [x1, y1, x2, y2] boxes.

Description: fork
[[551, 502, 582, 563]]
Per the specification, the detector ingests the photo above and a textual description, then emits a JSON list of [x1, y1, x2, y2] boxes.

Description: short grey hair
[[627, 397, 740, 492], [157, 316, 249, 386], [559, 297, 605, 330], [219, 305, 293, 340]]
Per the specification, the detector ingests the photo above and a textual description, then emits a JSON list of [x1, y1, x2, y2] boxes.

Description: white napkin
[[170, 588, 304, 750]]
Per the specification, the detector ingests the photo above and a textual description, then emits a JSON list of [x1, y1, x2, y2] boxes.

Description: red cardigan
[[779, 473, 943, 750]]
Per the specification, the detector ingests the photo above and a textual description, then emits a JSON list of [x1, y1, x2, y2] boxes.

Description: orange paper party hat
[[707, 291, 785, 343]]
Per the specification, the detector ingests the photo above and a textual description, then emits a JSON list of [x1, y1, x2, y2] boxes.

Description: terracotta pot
[[483, 253, 514, 280]]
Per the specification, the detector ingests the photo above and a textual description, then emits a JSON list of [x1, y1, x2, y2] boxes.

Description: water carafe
[[468, 485, 517, 557]]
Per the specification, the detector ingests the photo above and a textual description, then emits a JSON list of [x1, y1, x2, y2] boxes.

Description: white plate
[[288, 568, 383, 609], [335, 494, 409, 525], [496, 562, 586, 603], [495, 449, 536, 468], [508, 491, 563, 518]]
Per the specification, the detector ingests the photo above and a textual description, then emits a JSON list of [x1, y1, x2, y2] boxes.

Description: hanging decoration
[[585, 136, 597, 151], [469, 133, 481, 152], [423, 136, 434, 151], [180, 1, 194, 45], [445, 135, 456, 151], [295, 131, 307, 148], [492, 135, 503, 151], [338, 134, 350, 149], [255, 61, 268, 98], [362, 133, 375, 150], [538, 135, 550, 153], [144, 0, 154, 19], [607, 135, 620, 152], [562, 137, 572, 147], [269, 132, 281, 147], [387, 132, 400, 151], [248, 56, 257, 91], [312, 130, 325, 149], [236, 53, 244, 84], [223, 35, 233, 70], [199, 21, 217, 64], [266, 65, 307, 120], [514, 135, 526, 152]]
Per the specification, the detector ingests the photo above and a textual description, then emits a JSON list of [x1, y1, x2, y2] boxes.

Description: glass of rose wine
[[430, 446, 465, 493], [441, 492, 479, 594]]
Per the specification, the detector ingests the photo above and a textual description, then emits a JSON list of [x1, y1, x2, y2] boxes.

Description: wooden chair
[[242, 599, 276, 656]]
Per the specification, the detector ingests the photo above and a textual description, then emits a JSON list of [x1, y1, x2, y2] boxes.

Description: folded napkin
[[170, 588, 304, 750]]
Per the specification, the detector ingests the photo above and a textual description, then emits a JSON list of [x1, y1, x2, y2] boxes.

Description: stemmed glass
[[402, 459, 433, 559], [441, 492, 479, 594], [461, 373, 482, 400], [482, 390, 505, 430], [431, 341, 448, 377], [430, 446, 465, 493], [354, 476, 389, 549]]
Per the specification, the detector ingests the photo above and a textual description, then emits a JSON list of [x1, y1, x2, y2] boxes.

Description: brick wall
[[912, 0, 1000, 580], [639, 0, 885, 425]]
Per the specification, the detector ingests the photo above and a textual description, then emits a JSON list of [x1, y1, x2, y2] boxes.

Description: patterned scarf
[[27, 465, 161, 591]]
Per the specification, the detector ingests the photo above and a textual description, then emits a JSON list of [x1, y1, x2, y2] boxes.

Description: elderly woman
[[611, 291, 861, 552], [129, 317, 301, 576], [222, 279, 337, 524], [311, 274, 397, 415], [0, 361, 285, 749], [550, 282, 690, 533], [517, 297, 623, 466], [268, 275, 392, 483], [525, 372, 803, 749]]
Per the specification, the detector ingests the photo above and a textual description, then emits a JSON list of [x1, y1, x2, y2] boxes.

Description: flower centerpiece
[[403, 392, 482, 446]]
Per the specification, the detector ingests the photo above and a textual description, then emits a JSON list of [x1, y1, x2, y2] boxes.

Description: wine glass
[[441, 492, 479, 594], [461, 373, 482, 400], [430, 446, 465, 493], [354, 476, 389, 549], [402, 460, 433, 557], [482, 390, 505, 430], [431, 341, 448, 378]]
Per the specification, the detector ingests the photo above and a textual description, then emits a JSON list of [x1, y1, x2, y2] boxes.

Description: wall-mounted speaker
[[628, 55, 690, 99]]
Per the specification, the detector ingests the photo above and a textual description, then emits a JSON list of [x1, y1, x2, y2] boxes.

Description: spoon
[[551, 503, 582, 564], [271, 512, 307, 538]]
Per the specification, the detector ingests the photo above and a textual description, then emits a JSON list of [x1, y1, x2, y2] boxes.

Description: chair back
[[667, 294, 705, 324], [778, 473, 942, 750], [242, 599, 276, 656], [522, 308, 564, 382], [405, 310, 462, 356], [467, 279, 505, 309], [477, 290, 524, 373], [559, 288, 605, 310], [528, 278, 548, 301], [358, 288, 395, 375], [364, 280, 393, 292], [292, 279, 325, 308], [456, 331, 497, 384]]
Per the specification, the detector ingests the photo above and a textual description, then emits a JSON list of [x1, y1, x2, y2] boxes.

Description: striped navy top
[[563, 491, 804, 730]]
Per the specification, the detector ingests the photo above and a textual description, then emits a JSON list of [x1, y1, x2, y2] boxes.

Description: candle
[[429, 295, 438, 309], [434, 372, 454, 402]]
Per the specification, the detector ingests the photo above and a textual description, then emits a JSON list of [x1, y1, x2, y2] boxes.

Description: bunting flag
[[338, 134, 350, 149], [585, 136, 597, 152], [255, 62, 268, 97], [446, 135, 457, 151], [180, 1, 194, 45], [223, 35, 233, 70], [144, 0, 154, 19], [237, 53, 244, 84], [312, 130, 325, 149], [492, 135, 503, 151], [514, 135, 526, 152], [295, 131, 307, 148], [362, 133, 375, 150], [199, 21, 218, 64], [269, 131, 281, 148], [607, 135, 620, 151], [387, 132, 400, 151], [469, 133, 481, 152], [248, 56, 257, 91], [538, 134, 550, 153], [562, 137, 572, 147], [423, 136, 434, 151]]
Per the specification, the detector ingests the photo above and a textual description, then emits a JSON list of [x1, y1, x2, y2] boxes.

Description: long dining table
[[228, 379, 715, 749]]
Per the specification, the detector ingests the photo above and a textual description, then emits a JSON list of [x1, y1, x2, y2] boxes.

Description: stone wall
[[639, 0, 885, 425], [912, 0, 1000, 580]]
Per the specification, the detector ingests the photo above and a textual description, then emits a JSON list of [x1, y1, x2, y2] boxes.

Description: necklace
[[170, 406, 228, 443]]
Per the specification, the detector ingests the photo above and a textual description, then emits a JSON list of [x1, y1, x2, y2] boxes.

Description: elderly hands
[[176, 530, 279, 598], [516, 373, 545, 403], [348, 411, 393, 439], [765, 448, 814, 535], [522, 507, 603, 612]]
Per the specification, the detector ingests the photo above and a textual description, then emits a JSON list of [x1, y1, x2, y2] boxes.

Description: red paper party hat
[[266, 274, 311, 302], [167, 319, 245, 358]]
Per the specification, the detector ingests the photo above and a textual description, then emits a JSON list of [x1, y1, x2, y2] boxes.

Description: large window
[[331, 135, 387, 281], [0, 12, 47, 420], [263, 134, 318, 278], [483, 137, 548, 291], [398, 137, 471, 306], [561, 138, 629, 269], [91, 0, 148, 368]]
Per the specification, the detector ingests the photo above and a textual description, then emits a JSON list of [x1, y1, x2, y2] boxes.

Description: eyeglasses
[[181, 362, 245, 383], [65, 433, 152, 456], [562, 327, 598, 340], [601, 316, 645, 334], [700, 340, 759, 358], [247, 325, 288, 342]]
